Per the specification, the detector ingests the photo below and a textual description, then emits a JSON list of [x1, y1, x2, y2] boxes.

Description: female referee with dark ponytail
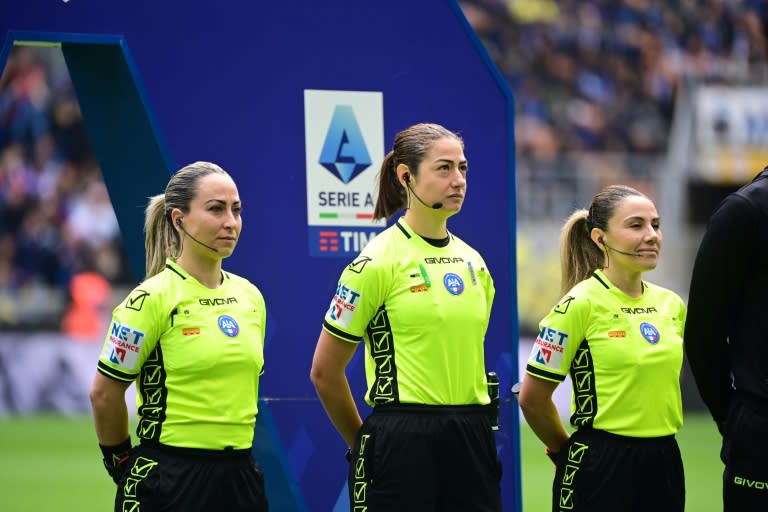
[[311, 123, 501, 511]]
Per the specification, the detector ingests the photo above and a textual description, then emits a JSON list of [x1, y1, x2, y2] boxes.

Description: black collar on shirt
[[395, 219, 450, 247]]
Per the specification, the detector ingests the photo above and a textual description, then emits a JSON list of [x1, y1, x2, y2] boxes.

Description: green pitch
[[0, 415, 116, 511], [0, 413, 722, 511]]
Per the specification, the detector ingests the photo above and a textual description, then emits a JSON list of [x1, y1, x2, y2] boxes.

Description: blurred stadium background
[[3, 0, 766, 510]]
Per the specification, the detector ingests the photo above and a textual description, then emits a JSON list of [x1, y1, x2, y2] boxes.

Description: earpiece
[[402, 171, 442, 210], [598, 236, 604, 244], [176, 218, 183, 227]]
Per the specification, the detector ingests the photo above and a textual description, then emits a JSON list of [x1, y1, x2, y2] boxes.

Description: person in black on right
[[685, 166, 768, 511]]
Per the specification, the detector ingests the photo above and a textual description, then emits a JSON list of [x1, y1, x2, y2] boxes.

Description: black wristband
[[100, 438, 132, 484], [100, 437, 132, 465]]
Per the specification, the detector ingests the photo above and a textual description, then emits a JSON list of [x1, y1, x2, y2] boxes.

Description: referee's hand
[[100, 438, 132, 484], [546, 447, 560, 466]]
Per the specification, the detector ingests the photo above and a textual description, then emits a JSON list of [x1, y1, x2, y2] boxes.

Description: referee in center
[[311, 123, 502, 511]]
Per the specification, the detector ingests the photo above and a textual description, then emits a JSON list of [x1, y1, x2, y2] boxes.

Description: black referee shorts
[[115, 442, 268, 512], [347, 404, 502, 512], [721, 394, 768, 511], [552, 427, 684, 512]]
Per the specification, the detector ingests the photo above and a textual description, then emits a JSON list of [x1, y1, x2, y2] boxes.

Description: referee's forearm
[[90, 373, 131, 446], [312, 374, 362, 448], [91, 398, 130, 446], [520, 399, 570, 452]]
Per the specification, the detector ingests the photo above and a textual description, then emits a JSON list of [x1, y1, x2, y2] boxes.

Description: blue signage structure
[[1, 2, 520, 510]]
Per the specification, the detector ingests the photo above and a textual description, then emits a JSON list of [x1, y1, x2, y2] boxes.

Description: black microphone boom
[[406, 181, 442, 209], [180, 226, 219, 252], [603, 242, 642, 257]]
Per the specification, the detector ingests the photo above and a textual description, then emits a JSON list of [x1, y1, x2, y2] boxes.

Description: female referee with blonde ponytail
[[89, 161, 269, 511], [519, 184, 686, 512]]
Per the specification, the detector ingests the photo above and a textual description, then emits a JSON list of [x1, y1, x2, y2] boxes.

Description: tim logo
[[319, 105, 372, 184], [318, 230, 340, 253], [310, 228, 379, 257]]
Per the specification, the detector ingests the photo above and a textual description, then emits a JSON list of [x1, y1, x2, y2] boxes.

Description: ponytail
[[144, 194, 180, 279], [559, 209, 604, 294], [373, 151, 406, 220]]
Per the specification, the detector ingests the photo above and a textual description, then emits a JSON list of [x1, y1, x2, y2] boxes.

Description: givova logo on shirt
[[103, 320, 145, 370], [327, 283, 362, 328], [530, 325, 568, 369]]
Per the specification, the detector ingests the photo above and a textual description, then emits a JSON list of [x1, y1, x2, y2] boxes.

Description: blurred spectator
[[60, 270, 112, 342], [64, 180, 120, 247], [0, 46, 131, 332]]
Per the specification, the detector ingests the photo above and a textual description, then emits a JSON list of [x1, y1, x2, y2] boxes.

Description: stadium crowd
[[462, 0, 768, 154], [0, 47, 132, 331], [461, 0, 768, 217]]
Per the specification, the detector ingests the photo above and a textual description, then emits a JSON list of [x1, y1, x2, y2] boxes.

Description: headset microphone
[[404, 174, 442, 209], [599, 237, 642, 257], [176, 218, 219, 253]]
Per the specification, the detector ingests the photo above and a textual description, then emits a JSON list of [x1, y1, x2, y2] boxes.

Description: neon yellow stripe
[[13, 41, 62, 48]]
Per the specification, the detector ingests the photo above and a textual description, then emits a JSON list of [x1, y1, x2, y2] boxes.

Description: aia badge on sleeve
[[639, 322, 660, 344], [218, 315, 239, 337]]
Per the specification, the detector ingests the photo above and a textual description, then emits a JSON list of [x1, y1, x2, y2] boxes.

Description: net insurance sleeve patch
[[327, 282, 362, 329], [99, 288, 159, 373], [527, 295, 585, 376], [324, 254, 386, 336]]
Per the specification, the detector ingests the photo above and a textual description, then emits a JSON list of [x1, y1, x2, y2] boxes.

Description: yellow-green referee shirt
[[526, 270, 685, 437], [323, 218, 495, 406], [97, 259, 266, 449]]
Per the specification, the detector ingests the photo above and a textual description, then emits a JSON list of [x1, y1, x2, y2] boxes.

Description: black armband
[[99, 437, 132, 484]]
